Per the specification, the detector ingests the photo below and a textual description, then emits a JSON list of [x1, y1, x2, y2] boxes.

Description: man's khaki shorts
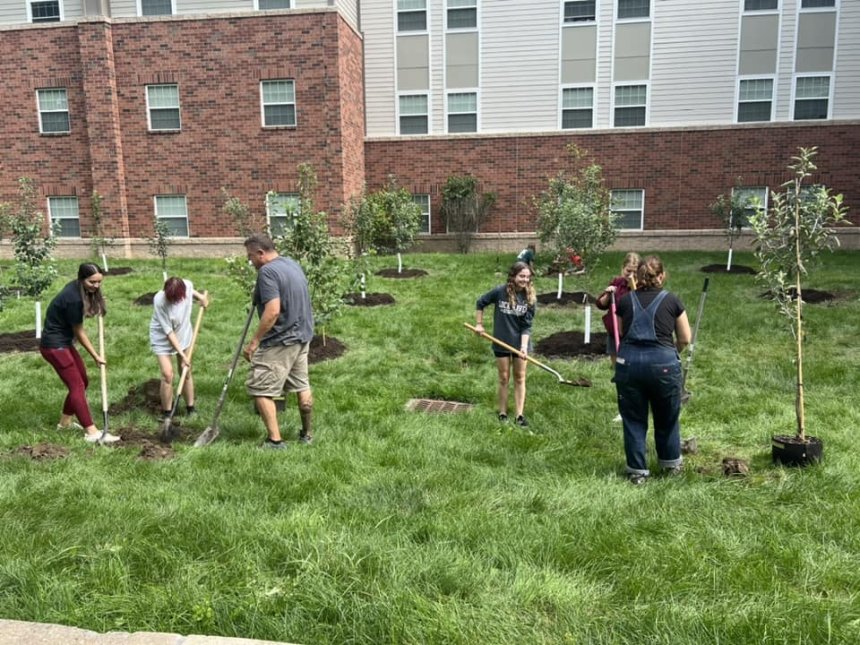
[[246, 342, 310, 398]]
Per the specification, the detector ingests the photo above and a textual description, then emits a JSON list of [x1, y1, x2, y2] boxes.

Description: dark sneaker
[[515, 415, 529, 428], [627, 473, 648, 486], [298, 432, 313, 445], [262, 439, 287, 450], [186, 408, 198, 420], [498, 413, 508, 423]]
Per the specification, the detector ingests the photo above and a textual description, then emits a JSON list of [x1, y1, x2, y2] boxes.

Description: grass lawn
[[0, 250, 859, 644]]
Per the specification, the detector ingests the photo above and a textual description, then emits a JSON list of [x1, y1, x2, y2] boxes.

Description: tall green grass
[[1, 251, 858, 644]]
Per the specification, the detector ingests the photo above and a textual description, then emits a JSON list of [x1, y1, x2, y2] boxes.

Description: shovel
[[97, 315, 111, 443], [194, 303, 256, 447], [464, 323, 591, 387], [682, 277, 710, 404], [160, 290, 208, 443], [610, 290, 620, 353]]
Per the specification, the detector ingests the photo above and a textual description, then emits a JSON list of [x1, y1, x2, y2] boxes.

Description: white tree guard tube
[[584, 304, 591, 344], [162, 270, 168, 283], [360, 273, 366, 299], [397, 253, 403, 274], [101, 252, 109, 273], [726, 247, 734, 272], [36, 301, 42, 339], [557, 272, 563, 299]]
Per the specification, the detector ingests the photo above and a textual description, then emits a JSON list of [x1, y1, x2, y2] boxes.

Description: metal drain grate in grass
[[405, 399, 475, 414]]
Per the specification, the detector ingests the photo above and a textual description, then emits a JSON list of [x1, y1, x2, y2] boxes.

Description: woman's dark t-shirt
[[40, 280, 84, 349]]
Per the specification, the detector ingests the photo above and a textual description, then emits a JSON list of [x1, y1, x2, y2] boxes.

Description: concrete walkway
[[0, 620, 298, 645]]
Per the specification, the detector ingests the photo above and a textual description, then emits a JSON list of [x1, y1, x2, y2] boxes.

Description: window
[[261, 80, 296, 127], [258, 0, 290, 8], [140, 0, 172, 16], [733, 187, 768, 227], [562, 87, 593, 128], [413, 194, 431, 234], [744, 0, 778, 10], [29, 0, 61, 22], [399, 94, 429, 135], [794, 76, 830, 120], [154, 195, 189, 237], [614, 85, 646, 126], [737, 78, 773, 122], [267, 192, 300, 236], [611, 190, 644, 229], [447, 92, 477, 133], [398, 0, 427, 32], [146, 84, 181, 131], [447, 0, 476, 29], [48, 197, 80, 237], [617, 0, 649, 19], [801, 0, 834, 8], [564, 0, 596, 23], [37, 88, 70, 134]]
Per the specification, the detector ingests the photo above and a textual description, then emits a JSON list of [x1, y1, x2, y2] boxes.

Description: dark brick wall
[[364, 124, 860, 235]]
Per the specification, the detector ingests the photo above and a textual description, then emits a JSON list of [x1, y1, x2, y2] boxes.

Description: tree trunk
[[794, 193, 805, 441]]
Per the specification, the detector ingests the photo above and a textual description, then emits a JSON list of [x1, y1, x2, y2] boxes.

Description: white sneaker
[[57, 421, 84, 431], [613, 414, 623, 423], [84, 431, 121, 444]]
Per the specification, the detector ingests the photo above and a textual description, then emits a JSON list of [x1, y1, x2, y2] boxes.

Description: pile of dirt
[[536, 292, 596, 306], [700, 264, 756, 274], [110, 379, 163, 415], [535, 331, 608, 359], [375, 268, 427, 278], [759, 288, 836, 304], [345, 293, 395, 306], [0, 331, 39, 354], [309, 335, 347, 363], [13, 443, 70, 460], [133, 292, 157, 306]]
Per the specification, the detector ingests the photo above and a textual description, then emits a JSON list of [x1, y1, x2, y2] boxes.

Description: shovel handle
[[98, 315, 108, 413], [173, 290, 208, 403], [464, 323, 549, 372], [609, 290, 620, 352]]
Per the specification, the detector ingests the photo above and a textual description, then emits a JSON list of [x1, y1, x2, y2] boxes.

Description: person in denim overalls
[[613, 256, 691, 484]]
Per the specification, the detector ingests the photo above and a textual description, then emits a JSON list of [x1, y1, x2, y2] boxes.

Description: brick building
[[0, 1, 858, 257]]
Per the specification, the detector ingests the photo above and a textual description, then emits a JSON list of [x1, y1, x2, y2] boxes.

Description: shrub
[[10, 178, 58, 299], [710, 183, 757, 271], [441, 175, 496, 254]]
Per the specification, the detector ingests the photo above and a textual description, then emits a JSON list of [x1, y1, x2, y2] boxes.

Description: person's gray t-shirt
[[254, 255, 314, 347]]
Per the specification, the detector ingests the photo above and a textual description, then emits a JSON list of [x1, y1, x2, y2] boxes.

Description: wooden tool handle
[[98, 314, 108, 413]]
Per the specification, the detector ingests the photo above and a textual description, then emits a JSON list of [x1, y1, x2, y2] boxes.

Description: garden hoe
[[464, 323, 592, 387], [681, 277, 710, 404], [194, 303, 256, 447], [97, 314, 111, 443], [160, 290, 208, 444]]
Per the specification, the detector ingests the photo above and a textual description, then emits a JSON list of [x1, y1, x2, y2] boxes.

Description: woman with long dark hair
[[475, 261, 537, 427], [613, 256, 691, 484], [40, 263, 120, 443]]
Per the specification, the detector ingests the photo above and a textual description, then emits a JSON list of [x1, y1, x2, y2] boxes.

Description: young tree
[[748, 147, 850, 452], [221, 189, 260, 296], [441, 174, 496, 254], [273, 163, 352, 343], [89, 190, 114, 272], [535, 145, 617, 342], [147, 216, 172, 282], [710, 184, 757, 271], [9, 178, 59, 337]]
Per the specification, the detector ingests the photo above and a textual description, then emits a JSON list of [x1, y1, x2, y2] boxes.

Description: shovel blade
[[561, 377, 592, 387], [194, 426, 219, 447]]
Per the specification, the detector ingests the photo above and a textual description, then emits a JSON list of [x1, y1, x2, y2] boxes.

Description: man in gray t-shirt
[[243, 234, 315, 449]]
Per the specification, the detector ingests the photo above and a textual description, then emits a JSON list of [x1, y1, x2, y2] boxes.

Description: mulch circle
[[105, 267, 134, 276], [535, 330, 608, 359], [309, 335, 347, 363], [758, 288, 837, 304], [0, 331, 39, 354], [345, 292, 395, 306], [700, 264, 756, 274], [536, 292, 596, 306], [13, 443, 70, 460], [375, 268, 427, 278], [133, 292, 156, 306]]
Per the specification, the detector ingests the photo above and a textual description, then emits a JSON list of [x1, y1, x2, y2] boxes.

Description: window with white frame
[[732, 187, 768, 227], [154, 195, 189, 237], [564, 0, 596, 23], [611, 190, 644, 229], [447, 0, 476, 29], [146, 84, 181, 131], [618, 0, 649, 19], [413, 194, 431, 234], [801, 0, 834, 8], [36, 88, 70, 134], [267, 192, 300, 236], [48, 196, 80, 237], [737, 78, 773, 122], [614, 85, 646, 126], [562, 87, 593, 128], [398, 0, 427, 32], [794, 76, 830, 120], [744, 0, 778, 10], [447, 92, 477, 133], [258, 0, 290, 9], [29, 0, 61, 22], [140, 0, 172, 16], [399, 94, 429, 135], [261, 80, 296, 127]]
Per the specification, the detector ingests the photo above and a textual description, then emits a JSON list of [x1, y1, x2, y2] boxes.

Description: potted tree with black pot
[[748, 147, 849, 466]]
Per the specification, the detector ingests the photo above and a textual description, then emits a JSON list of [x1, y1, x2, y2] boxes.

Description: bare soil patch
[[536, 292, 596, 306], [700, 264, 756, 274], [375, 268, 427, 278], [535, 331, 608, 359], [758, 288, 843, 304], [110, 379, 163, 415], [133, 292, 156, 306], [13, 443, 70, 460], [345, 292, 396, 306], [0, 331, 39, 354], [105, 267, 134, 276], [309, 335, 347, 362]]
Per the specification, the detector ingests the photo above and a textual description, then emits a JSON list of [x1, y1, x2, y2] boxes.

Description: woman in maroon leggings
[[40, 263, 120, 443]]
